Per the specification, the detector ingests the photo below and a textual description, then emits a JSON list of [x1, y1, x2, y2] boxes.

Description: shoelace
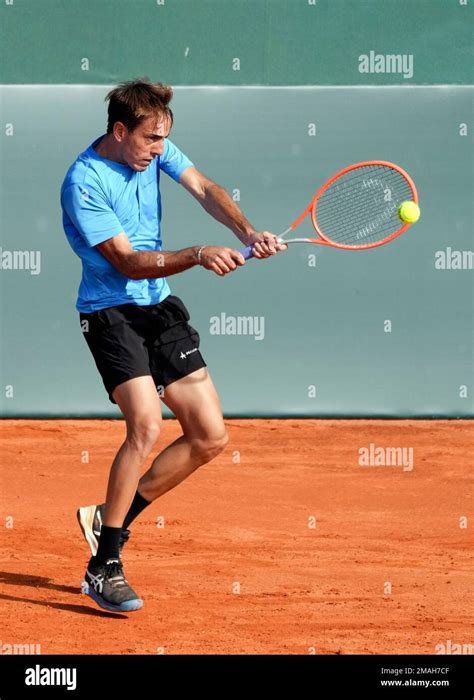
[[104, 561, 128, 587]]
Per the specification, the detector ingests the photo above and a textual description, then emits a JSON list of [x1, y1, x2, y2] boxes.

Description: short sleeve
[[159, 139, 194, 183], [61, 182, 124, 247]]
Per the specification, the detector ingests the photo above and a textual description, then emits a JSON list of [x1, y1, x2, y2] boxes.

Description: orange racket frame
[[241, 160, 419, 259], [289, 160, 419, 250]]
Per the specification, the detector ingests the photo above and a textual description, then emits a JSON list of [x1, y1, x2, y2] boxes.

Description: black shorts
[[79, 295, 207, 404]]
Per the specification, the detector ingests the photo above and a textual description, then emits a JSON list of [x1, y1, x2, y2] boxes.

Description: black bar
[[0, 654, 472, 698]]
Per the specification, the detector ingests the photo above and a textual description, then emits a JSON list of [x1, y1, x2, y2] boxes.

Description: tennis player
[[60, 77, 286, 612]]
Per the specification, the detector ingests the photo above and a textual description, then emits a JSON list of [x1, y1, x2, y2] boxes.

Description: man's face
[[118, 115, 171, 171]]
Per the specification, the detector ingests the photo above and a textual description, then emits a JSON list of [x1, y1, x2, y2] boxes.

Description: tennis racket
[[240, 160, 419, 259]]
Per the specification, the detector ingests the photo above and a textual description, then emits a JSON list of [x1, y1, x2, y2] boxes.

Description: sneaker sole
[[81, 580, 143, 613], [77, 506, 100, 557]]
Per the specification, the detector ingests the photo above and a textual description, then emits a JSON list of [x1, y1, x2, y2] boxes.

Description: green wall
[[1, 0, 472, 85], [0, 1, 472, 417]]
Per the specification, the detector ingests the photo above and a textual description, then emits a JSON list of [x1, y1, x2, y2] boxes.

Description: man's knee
[[192, 430, 229, 463], [126, 417, 161, 458]]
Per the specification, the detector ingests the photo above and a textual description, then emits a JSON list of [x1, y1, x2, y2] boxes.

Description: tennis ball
[[398, 201, 420, 224]]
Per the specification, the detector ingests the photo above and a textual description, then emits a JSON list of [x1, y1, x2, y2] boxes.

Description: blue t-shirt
[[60, 135, 193, 312]]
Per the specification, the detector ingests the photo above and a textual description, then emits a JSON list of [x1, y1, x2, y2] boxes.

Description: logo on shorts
[[180, 348, 198, 360]]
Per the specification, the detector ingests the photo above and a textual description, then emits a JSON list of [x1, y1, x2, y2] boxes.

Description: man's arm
[[180, 167, 255, 244], [179, 167, 287, 258], [96, 232, 244, 279]]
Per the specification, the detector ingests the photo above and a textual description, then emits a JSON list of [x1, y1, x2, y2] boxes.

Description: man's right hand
[[199, 246, 245, 276]]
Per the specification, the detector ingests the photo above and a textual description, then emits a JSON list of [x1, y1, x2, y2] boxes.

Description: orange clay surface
[[0, 419, 472, 655]]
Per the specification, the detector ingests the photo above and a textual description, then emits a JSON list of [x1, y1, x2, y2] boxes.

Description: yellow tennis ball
[[398, 201, 420, 224]]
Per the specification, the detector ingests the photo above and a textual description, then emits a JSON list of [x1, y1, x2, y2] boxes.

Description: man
[[60, 77, 286, 613]]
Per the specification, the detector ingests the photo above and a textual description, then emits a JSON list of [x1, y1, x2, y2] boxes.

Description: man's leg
[[78, 368, 226, 554], [102, 375, 162, 527], [81, 375, 161, 612], [137, 367, 228, 502]]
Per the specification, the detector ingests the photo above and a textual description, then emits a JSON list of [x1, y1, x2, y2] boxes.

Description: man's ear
[[113, 122, 127, 142]]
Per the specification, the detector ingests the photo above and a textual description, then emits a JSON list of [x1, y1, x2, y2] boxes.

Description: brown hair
[[104, 77, 174, 134]]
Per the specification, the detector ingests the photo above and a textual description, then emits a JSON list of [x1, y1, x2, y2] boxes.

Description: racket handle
[[240, 245, 254, 260]]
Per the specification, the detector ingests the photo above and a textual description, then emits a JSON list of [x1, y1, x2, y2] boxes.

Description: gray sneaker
[[81, 558, 143, 612]]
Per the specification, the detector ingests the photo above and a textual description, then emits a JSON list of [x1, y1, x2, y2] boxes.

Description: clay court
[[1, 418, 472, 655]]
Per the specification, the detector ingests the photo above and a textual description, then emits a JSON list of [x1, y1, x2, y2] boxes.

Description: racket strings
[[318, 192, 400, 243], [316, 168, 404, 215], [318, 166, 398, 194], [316, 168, 409, 215], [315, 165, 413, 246], [317, 168, 412, 245]]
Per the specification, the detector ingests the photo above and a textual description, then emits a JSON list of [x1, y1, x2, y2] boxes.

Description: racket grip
[[240, 245, 254, 260]]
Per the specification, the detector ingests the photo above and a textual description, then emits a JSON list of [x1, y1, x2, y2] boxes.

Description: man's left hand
[[244, 231, 288, 259]]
